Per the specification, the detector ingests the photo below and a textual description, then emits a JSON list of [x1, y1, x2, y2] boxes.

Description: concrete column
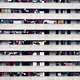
[[40, 62, 44, 66], [40, 52, 44, 55]]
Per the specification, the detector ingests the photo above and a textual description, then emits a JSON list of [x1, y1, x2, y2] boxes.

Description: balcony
[[0, 77, 80, 80], [0, 34, 79, 40], [0, 13, 80, 19], [0, 66, 80, 72], [0, 24, 80, 30], [0, 3, 80, 9], [0, 55, 80, 61]]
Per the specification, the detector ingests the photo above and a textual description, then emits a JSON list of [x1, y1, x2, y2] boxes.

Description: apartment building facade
[[0, 0, 80, 80]]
